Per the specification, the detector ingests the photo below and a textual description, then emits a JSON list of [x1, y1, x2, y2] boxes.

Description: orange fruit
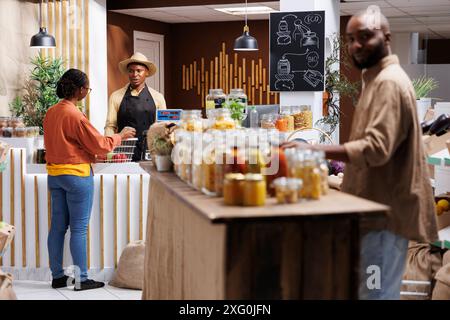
[[437, 199, 450, 212], [436, 203, 444, 216]]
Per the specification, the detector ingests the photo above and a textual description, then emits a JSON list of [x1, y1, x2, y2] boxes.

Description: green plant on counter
[[316, 33, 359, 143], [412, 75, 439, 99], [222, 99, 247, 124], [152, 136, 173, 156], [9, 54, 65, 134]]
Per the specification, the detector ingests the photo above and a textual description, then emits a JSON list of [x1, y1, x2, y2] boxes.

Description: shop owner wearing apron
[[105, 52, 166, 161]]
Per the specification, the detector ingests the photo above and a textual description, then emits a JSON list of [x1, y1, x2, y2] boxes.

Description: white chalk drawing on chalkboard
[[277, 19, 291, 45], [306, 51, 319, 68], [304, 13, 323, 25]]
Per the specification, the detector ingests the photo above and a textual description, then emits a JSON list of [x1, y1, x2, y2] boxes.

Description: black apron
[[117, 85, 156, 161]]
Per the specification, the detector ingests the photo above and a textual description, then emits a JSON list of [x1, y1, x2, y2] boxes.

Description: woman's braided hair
[[56, 68, 88, 99]]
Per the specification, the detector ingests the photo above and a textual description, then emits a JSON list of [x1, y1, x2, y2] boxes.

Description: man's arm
[[104, 91, 121, 136], [281, 141, 349, 162]]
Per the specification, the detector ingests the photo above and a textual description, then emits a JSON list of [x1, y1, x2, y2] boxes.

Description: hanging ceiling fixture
[[30, 0, 56, 48], [233, 0, 259, 51]]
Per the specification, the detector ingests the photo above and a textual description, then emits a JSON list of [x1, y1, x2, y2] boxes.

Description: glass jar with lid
[[260, 114, 277, 129], [206, 89, 226, 110], [214, 132, 234, 197], [227, 88, 248, 107], [292, 105, 313, 129], [272, 177, 303, 204], [211, 108, 235, 130], [10, 116, 25, 129], [243, 173, 266, 206], [201, 132, 216, 196], [2, 127, 13, 138], [291, 151, 321, 200], [180, 110, 203, 132], [280, 107, 294, 131], [191, 132, 204, 191], [13, 127, 27, 137], [0, 117, 9, 128], [223, 173, 245, 206], [314, 150, 329, 195], [275, 114, 288, 132]]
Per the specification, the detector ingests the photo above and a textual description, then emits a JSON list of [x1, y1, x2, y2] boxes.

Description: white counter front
[[0, 147, 150, 281]]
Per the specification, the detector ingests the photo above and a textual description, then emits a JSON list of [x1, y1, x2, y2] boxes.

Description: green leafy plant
[[316, 34, 359, 142], [222, 99, 247, 123], [412, 75, 439, 99], [10, 54, 65, 134], [152, 136, 173, 156]]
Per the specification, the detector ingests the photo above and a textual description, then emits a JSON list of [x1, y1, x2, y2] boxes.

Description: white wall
[[88, 0, 108, 133]]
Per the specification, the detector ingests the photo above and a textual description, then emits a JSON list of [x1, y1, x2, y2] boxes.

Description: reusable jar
[[243, 173, 266, 206], [292, 105, 313, 129], [10, 116, 24, 129], [275, 115, 288, 132], [227, 88, 248, 107], [206, 89, 226, 110], [212, 108, 235, 130], [280, 108, 294, 131], [201, 133, 216, 196], [260, 114, 277, 129], [191, 132, 203, 191], [314, 150, 330, 195], [223, 173, 245, 206], [13, 127, 26, 137], [180, 110, 202, 132], [272, 177, 303, 204]]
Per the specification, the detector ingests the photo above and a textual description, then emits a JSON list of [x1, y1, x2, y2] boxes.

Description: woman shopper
[[44, 69, 135, 291]]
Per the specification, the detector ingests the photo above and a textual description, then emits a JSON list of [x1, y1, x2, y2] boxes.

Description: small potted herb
[[150, 135, 173, 171], [412, 76, 439, 122], [222, 99, 247, 127]]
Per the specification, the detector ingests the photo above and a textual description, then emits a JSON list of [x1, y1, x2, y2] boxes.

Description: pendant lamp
[[233, 0, 258, 51], [30, 0, 56, 48]]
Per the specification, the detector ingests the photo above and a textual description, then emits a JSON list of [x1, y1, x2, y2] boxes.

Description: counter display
[[141, 163, 388, 299]]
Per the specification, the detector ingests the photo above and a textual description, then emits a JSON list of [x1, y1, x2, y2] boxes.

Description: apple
[[112, 153, 127, 163], [106, 152, 114, 161]]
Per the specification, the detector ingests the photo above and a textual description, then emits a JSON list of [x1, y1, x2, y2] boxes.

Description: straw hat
[[118, 52, 157, 77]]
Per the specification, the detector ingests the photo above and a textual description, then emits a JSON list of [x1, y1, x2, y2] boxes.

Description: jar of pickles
[[292, 105, 313, 129], [260, 114, 277, 129], [272, 177, 303, 204], [180, 110, 203, 132], [211, 108, 235, 130], [243, 173, 266, 206], [206, 89, 226, 110], [223, 173, 245, 206], [275, 115, 288, 132]]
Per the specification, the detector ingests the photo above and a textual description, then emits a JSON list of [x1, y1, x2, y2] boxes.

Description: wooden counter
[[140, 163, 389, 300]]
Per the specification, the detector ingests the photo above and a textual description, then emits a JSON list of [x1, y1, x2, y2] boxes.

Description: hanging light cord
[[245, 0, 248, 27], [38, 0, 42, 28]]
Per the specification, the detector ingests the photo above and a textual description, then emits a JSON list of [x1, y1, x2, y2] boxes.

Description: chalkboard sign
[[269, 11, 325, 92]]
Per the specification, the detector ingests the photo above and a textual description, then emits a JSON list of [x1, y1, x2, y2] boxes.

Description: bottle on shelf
[[249, 106, 259, 128]]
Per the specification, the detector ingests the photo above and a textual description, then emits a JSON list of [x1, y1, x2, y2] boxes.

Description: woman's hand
[[119, 126, 136, 140]]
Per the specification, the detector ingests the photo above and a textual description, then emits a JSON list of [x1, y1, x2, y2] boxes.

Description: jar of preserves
[[180, 110, 203, 132], [314, 150, 329, 195], [272, 177, 303, 204], [10, 116, 24, 129], [214, 144, 234, 197], [280, 107, 294, 131], [191, 132, 203, 190], [243, 173, 266, 206], [260, 114, 277, 129], [212, 108, 235, 130], [292, 105, 313, 129], [201, 133, 216, 196], [223, 173, 245, 206], [13, 127, 26, 137], [291, 151, 321, 200], [227, 88, 248, 107], [206, 89, 226, 110], [2, 127, 13, 138], [275, 115, 288, 132]]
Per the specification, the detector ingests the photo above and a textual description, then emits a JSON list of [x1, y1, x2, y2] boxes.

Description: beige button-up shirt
[[104, 84, 166, 136], [342, 54, 438, 243]]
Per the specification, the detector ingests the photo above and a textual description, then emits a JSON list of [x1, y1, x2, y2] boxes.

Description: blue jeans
[[359, 230, 409, 300], [47, 174, 94, 282]]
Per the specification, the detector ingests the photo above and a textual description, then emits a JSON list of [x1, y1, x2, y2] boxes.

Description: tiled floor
[[13, 280, 142, 300]]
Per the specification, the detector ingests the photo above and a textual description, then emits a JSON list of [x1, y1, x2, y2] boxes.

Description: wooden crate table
[[140, 163, 388, 300]]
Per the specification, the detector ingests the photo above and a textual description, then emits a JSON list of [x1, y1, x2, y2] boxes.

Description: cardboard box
[[423, 132, 450, 157]]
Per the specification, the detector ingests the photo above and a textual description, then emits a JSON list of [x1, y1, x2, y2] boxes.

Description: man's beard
[[352, 41, 387, 70]]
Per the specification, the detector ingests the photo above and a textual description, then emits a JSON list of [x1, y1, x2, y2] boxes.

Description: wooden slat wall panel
[[38, 0, 90, 118]]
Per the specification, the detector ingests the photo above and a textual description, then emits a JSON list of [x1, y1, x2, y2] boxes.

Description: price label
[[156, 109, 183, 122]]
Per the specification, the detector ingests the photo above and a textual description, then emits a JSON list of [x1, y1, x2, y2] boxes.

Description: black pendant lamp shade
[[30, 27, 56, 48], [233, 0, 258, 51], [234, 25, 258, 51], [30, 1, 56, 48]]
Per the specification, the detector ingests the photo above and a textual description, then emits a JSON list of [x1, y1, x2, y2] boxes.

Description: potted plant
[[9, 54, 65, 135], [412, 75, 439, 122], [316, 34, 359, 143], [151, 135, 173, 172]]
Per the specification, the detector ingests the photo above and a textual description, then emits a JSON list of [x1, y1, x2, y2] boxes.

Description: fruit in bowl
[[112, 153, 128, 163]]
